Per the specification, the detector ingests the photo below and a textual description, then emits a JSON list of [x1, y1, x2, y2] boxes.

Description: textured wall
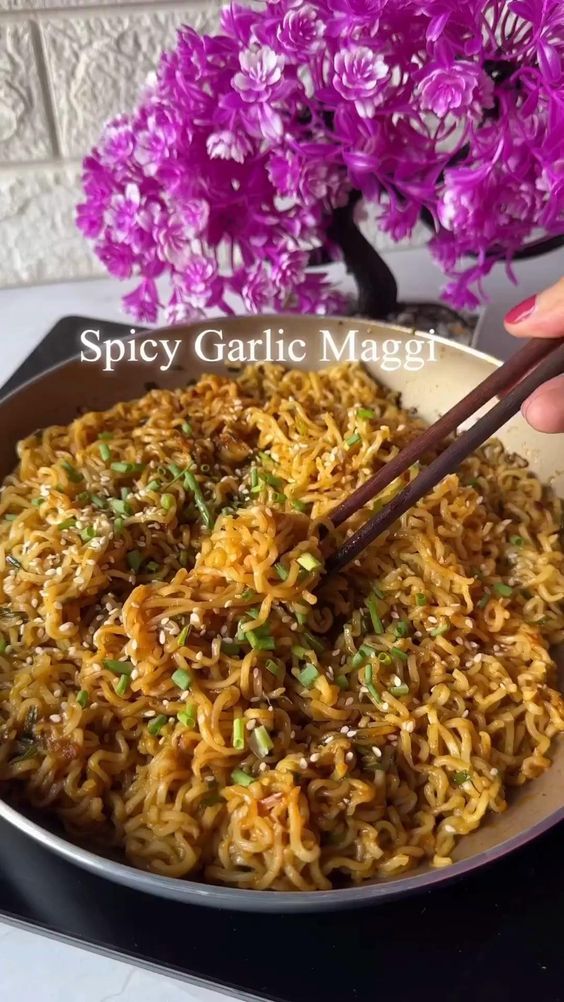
[[0, 1, 426, 289]]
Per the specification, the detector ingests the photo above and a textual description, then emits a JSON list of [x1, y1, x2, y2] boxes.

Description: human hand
[[504, 278, 564, 433]]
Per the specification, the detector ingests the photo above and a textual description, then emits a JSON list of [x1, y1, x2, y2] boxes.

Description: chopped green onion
[[222, 640, 242, 655], [76, 689, 89, 708], [464, 477, 480, 487], [181, 421, 193, 435], [115, 674, 129, 697], [364, 664, 382, 705], [178, 706, 196, 728], [392, 619, 410, 638], [247, 629, 276, 651], [298, 663, 319, 688], [145, 560, 159, 574], [494, 582, 513, 597], [99, 443, 112, 462], [300, 630, 325, 654], [477, 591, 491, 609], [161, 493, 174, 511], [291, 499, 308, 512], [6, 555, 21, 570], [147, 714, 168, 736], [453, 770, 471, 786], [98, 432, 113, 441], [335, 674, 349, 690], [31, 497, 44, 507], [91, 494, 106, 509], [292, 645, 308, 660], [111, 461, 144, 475], [61, 461, 83, 483], [80, 525, 96, 543], [430, 624, 449, 637], [77, 491, 90, 503], [178, 550, 189, 567], [113, 517, 125, 537], [146, 479, 160, 492], [297, 552, 321, 572], [57, 517, 76, 530], [345, 432, 361, 448], [390, 683, 409, 697], [253, 724, 273, 757], [366, 596, 384, 635], [4, 514, 16, 522], [275, 562, 288, 580], [184, 470, 213, 529], [250, 468, 259, 491], [103, 659, 133, 675], [171, 668, 191, 691], [258, 450, 276, 466], [232, 717, 245, 750], [110, 498, 132, 516], [231, 768, 254, 787], [0, 636, 7, 655], [390, 646, 408, 661], [127, 549, 143, 572], [295, 610, 308, 625], [241, 588, 257, 601], [351, 642, 377, 668], [377, 651, 392, 665], [510, 535, 524, 547], [415, 593, 427, 606], [177, 625, 191, 647], [356, 407, 375, 420], [372, 586, 385, 600], [265, 658, 283, 678]]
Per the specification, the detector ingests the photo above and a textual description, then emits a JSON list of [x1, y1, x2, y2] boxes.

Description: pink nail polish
[[505, 295, 536, 325]]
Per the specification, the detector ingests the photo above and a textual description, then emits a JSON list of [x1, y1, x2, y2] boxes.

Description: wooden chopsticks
[[326, 337, 564, 574]]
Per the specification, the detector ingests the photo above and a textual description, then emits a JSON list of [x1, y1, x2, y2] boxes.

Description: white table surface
[[0, 245, 561, 1000]]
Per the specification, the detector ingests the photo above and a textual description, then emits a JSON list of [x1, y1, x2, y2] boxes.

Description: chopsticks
[[326, 337, 564, 574]]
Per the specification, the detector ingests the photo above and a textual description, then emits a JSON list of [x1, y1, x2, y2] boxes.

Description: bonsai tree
[[77, 0, 564, 324]]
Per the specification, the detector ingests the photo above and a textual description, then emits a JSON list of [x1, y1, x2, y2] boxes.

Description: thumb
[[504, 276, 564, 338]]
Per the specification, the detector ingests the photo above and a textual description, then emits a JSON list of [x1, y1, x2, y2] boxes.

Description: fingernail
[[505, 295, 536, 325], [521, 398, 531, 421]]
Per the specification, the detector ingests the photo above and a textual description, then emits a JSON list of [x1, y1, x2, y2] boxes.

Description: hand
[[504, 277, 564, 433]]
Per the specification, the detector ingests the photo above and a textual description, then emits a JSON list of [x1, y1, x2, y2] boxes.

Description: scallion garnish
[[292, 645, 308, 659], [181, 421, 193, 435], [415, 593, 427, 606], [265, 658, 283, 678], [510, 535, 524, 547], [114, 516, 125, 537], [390, 646, 408, 660], [178, 706, 196, 728], [453, 770, 471, 786], [364, 664, 382, 705], [110, 498, 132, 516], [77, 491, 90, 503], [178, 550, 188, 567], [335, 674, 348, 689], [80, 525, 96, 543], [247, 630, 276, 651], [231, 767, 254, 787], [258, 450, 276, 466], [494, 582, 513, 597], [99, 443, 112, 462], [275, 562, 288, 580], [477, 591, 491, 608], [356, 407, 375, 420], [253, 724, 273, 757], [103, 659, 133, 675], [57, 517, 76, 531], [297, 552, 321, 572], [300, 630, 325, 654], [298, 663, 319, 688], [345, 432, 361, 448], [147, 714, 168, 736], [177, 625, 191, 647], [91, 494, 106, 509], [161, 493, 174, 511], [31, 497, 44, 507], [147, 479, 160, 491], [4, 514, 16, 522], [98, 432, 113, 441], [393, 619, 410, 638], [76, 689, 89, 708], [377, 651, 392, 665], [291, 499, 308, 512], [115, 674, 129, 697], [171, 667, 191, 691], [430, 624, 449, 637], [389, 683, 409, 697], [232, 717, 245, 750], [372, 586, 385, 600], [127, 549, 142, 572], [351, 642, 377, 668], [111, 461, 144, 475], [184, 470, 213, 529], [0, 636, 7, 655], [366, 595, 384, 635], [61, 461, 83, 483], [222, 640, 242, 655]]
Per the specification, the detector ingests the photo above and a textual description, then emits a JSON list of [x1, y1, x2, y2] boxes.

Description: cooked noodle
[[1, 362, 563, 891]]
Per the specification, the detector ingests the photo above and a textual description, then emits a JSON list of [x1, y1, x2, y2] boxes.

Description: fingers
[[521, 375, 564, 434], [504, 276, 564, 339]]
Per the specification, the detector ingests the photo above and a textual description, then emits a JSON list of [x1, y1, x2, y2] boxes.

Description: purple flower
[[332, 47, 389, 118], [96, 238, 134, 279], [206, 130, 254, 163], [277, 6, 325, 54], [233, 46, 285, 103], [122, 279, 159, 323], [76, 201, 103, 239], [417, 63, 493, 118], [109, 184, 141, 242], [179, 256, 223, 312], [239, 262, 275, 312]]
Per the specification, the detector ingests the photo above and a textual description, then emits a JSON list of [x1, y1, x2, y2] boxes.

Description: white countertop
[[0, 245, 561, 1001]]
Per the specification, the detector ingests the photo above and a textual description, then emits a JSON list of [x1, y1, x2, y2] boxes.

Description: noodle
[[0, 362, 563, 891]]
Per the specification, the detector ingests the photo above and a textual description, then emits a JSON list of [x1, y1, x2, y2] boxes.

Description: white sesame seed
[[49, 714, 61, 723]]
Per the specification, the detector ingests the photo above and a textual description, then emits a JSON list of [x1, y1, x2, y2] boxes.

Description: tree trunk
[[327, 191, 399, 319]]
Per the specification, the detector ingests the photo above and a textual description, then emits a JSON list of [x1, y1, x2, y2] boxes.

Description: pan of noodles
[[0, 315, 562, 912]]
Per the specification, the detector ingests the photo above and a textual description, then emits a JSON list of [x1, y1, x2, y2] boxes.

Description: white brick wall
[[0, 0, 426, 290]]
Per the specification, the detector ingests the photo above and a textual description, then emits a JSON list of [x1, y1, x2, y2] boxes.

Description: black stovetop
[[1, 316, 563, 1002]]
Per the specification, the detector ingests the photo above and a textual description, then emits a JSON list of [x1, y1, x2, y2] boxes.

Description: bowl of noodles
[[0, 315, 562, 912]]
